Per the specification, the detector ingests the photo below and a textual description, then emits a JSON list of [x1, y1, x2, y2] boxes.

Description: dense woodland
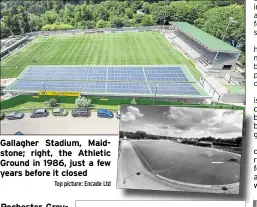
[[0, 0, 245, 64]]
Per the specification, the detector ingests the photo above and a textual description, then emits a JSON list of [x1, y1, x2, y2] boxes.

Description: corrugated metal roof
[[171, 22, 240, 53]]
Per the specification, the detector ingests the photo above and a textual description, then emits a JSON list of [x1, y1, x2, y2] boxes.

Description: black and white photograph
[[117, 105, 244, 194]]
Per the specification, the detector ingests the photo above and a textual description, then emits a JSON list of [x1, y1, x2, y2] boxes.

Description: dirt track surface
[[116, 140, 239, 194], [131, 140, 241, 185]]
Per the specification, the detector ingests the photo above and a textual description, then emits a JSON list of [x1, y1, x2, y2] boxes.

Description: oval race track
[[131, 140, 240, 186]]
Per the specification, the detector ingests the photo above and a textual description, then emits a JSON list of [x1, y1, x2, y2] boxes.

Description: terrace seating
[[169, 30, 238, 70], [173, 31, 205, 55], [171, 36, 201, 59], [200, 58, 209, 66], [168, 32, 177, 39]]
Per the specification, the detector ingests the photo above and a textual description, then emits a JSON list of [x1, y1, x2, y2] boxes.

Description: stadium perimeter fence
[[25, 25, 171, 37], [1, 26, 170, 58], [0, 95, 244, 111]]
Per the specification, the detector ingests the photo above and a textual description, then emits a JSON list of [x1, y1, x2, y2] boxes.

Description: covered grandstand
[[168, 22, 241, 71], [0, 36, 29, 58]]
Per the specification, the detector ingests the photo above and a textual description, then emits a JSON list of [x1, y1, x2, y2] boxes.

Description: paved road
[[0, 112, 119, 135], [116, 140, 239, 194]]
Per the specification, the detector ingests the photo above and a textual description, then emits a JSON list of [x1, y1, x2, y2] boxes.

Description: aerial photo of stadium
[[117, 105, 244, 194], [0, 1, 245, 135], [1, 26, 243, 100], [1, 32, 201, 79]]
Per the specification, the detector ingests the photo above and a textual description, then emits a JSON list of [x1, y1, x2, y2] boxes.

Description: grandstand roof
[[171, 22, 240, 53]]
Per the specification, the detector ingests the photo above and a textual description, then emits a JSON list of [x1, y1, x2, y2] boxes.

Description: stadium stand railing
[[212, 145, 241, 155], [169, 35, 201, 60], [0, 36, 29, 58], [26, 26, 171, 37]]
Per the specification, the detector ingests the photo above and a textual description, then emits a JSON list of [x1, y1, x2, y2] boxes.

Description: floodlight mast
[[41, 82, 46, 93], [153, 85, 158, 105], [209, 17, 237, 74], [41, 82, 48, 99]]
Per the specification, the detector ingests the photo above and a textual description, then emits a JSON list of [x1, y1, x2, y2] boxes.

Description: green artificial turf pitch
[[0, 32, 201, 80], [132, 140, 240, 185]]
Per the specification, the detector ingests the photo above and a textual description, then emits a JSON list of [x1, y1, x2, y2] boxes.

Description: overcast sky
[[120, 105, 243, 139]]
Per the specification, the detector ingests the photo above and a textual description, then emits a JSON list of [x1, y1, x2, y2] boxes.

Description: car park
[[30, 108, 48, 118], [0, 113, 5, 120], [116, 110, 121, 119], [6, 112, 24, 120], [72, 108, 90, 117], [52, 108, 68, 116], [97, 109, 114, 118]]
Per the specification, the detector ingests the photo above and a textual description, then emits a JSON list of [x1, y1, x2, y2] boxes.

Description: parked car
[[14, 131, 23, 135], [72, 108, 90, 117], [0, 113, 5, 120], [116, 110, 121, 119], [30, 108, 48, 118], [97, 109, 114, 118], [52, 108, 68, 116], [6, 112, 24, 120]]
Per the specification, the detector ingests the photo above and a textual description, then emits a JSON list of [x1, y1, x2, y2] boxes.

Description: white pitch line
[[154, 160, 193, 174], [131, 142, 155, 173]]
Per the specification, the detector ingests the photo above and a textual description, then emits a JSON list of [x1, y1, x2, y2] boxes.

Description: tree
[[1, 9, 16, 35], [27, 4, 46, 15], [28, 14, 43, 31], [167, 1, 215, 24], [41, 23, 74, 31], [0, 22, 11, 38], [141, 15, 153, 26], [43, 10, 59, 24], [84, 20, 95, 29], [194, 4, 245, 49], [125, 8, 133, 19], [119, 131, 124, 138], [96, 19, 109, 28], [142, 2, 150, 14], [235, 137, 242, 147], [48, 98, 58, 107], [135, 131, 147, 139], [62, 3, 75, 24], [131, 98, 137, 105], [17, 6, 30, 34], [239, 54, 245, 66], [75, 96, 91, 107], [151, 4, 169, 25], [53, 0, 63, 12], [73, 10, 83, 24], [94, 5, 109, 21], [46, 0, 53, 10], [0, 0, 245, 53], [81, 4, 93, 21], [133, 14, 144, 24], [110, 16, 125, 28]]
